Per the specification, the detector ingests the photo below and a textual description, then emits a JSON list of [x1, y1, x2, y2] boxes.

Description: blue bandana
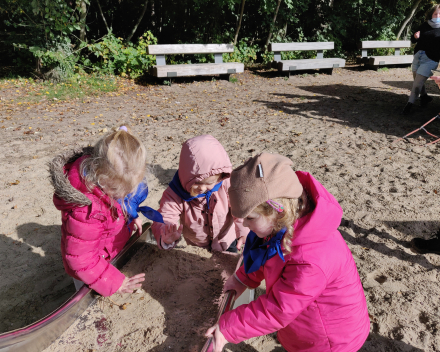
[[118, 183, 164, 224], [169, 171, 222, 210], [243, 228, 286, 274]]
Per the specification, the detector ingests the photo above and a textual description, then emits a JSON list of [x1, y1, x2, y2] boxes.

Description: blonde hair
[[426, 4, 440, 20], [254, 191, 312, 255], [80, 126, 147, 201]]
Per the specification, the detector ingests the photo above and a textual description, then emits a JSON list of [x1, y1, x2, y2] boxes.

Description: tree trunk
[[79, 1, 87, 41], [126, 0, 149, 42], [396, 0, 423, 40], [265, 0, 282, 49], [96, 0, 111, 33], [233, 0, 246, 45]]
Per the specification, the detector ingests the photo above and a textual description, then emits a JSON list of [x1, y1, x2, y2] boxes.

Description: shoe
[[410, 230, 440, 254], [420, 94, 433, 107], [401, 102, 413, 115]]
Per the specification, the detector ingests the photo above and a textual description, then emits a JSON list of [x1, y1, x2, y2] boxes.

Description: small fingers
[[205, 325, 216, 337]]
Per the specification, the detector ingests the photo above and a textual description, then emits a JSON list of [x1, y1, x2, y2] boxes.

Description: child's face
[[243, 211, 277, 238], [190, 174, 221, 196], [433, 8, 440, 19]]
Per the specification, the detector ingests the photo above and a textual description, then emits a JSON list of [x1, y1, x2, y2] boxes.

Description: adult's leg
[[408, 74, 429, 104]]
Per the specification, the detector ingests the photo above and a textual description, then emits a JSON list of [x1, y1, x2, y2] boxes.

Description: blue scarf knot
[[243, 228, 286, 274], [169, 171, 222, 210], [118, 183, 164, 224]]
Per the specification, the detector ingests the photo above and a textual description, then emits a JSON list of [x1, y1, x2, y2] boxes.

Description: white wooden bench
[[359, 41, 413, 67], [147, 44, 244, 81], [269, 42, 345, 76]]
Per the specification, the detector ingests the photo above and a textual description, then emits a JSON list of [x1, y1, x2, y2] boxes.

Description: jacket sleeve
[[151, 186, 184, 249], [235, 264, 265, 289], [63, 208, 125, 297], [219, 261, 327, 343], [411, 22, 429, 44]]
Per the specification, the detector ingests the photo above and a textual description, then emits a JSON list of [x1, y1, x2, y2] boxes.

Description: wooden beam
[[150, 63, 244, 77], [277, 58, 345, 71], [367, 55, 413, 65], [148, 44, 234, 55], [269, 42, 334, 52], [359, 41, 411, 49]]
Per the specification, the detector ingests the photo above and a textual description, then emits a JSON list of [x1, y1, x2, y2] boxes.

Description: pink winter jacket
[[151, 135, 248, 251], [219, 172, 370, 352], [51, 151, 132, 297]]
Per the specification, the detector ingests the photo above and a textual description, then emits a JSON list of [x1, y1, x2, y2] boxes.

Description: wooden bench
[[358, 41, 413, 67], [147, 44, 244, 81], [269, 42, 345, 76]]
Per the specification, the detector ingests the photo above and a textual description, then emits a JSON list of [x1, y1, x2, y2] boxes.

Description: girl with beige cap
[[205, 152, 370, 352]]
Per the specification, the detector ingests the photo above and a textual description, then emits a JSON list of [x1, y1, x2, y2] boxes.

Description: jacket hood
[[291, 171, 343, 246], [49, 147, 94, 207], [178, 135, 232, 192]]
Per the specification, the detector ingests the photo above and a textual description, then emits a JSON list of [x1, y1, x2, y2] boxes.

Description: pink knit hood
[[178, 135, 232, 192]]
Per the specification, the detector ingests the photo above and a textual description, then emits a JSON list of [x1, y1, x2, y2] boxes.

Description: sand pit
[[44, 241, 239, 352], [3, 67, 440, 350]]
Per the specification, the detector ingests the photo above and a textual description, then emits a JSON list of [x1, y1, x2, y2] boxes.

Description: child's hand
[[205, 324, 228, 352], [414, 31, 420, 39], [224, 274, 247, 298], [161, 223, 183, 244], [133, 217, 143, 236], [116, 273, 145, 294], [236, 236, 246, 251]]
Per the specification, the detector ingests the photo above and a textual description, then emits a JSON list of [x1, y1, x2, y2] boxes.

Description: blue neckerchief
[[243, 228, 286, 274], [169, 171, 222, 210], [118, 183, 164, 224]]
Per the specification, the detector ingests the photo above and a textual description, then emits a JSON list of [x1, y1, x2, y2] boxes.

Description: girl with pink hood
[[151, 135, 248, 252], [205, 153, 370, 352]]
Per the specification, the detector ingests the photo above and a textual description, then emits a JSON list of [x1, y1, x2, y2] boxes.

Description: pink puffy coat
[[151, 135, 248, 251], [219, 172, 370, 351], [51, 150, 132, 297]]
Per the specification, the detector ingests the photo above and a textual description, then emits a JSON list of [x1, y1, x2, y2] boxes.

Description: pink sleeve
[[151, 187, 184, 249], [219, 262, 327, 343], [63, 209, 125, 297], [235, 265, 265, 289]]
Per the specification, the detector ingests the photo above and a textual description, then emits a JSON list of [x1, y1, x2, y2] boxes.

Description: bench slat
[[270, 42, 334, 52], [150, 63, 244, 78], [366, 55, 413, 65], [148, 44, 234, 55], [360, 41, 411, 49], [277, 58, 345, 71]]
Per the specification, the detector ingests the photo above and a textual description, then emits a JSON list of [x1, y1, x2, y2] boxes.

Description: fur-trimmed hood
[[49, 147, 94, 206]]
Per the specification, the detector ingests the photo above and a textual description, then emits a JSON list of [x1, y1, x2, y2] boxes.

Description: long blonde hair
[[80, 126, 147, 201], [254, 191, 313, 255]]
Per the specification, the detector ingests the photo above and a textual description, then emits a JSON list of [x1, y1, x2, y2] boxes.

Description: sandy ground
[[1, 66, 440, 351]]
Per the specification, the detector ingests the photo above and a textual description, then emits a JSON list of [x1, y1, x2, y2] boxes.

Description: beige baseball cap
[[229, 153, 303, 218]]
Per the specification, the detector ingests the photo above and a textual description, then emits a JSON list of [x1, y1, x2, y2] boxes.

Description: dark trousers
[[226, 239, 238, 253]]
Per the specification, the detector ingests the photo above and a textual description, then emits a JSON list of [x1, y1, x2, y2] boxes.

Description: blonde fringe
[[255, 191, 311, 255], [80, 126, 147, 214]]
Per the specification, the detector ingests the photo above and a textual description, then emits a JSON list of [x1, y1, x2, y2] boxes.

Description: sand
[[44, 241, 239, 352], [2, 66, 440, 351]]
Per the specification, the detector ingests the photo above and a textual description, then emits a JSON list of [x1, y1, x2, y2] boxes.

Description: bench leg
[[286, 71, 290, 79]]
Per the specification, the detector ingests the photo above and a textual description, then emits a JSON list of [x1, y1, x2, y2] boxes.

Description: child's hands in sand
[[414, 31, 420, 39], [224, 274, 247, 298], [116, 273, 145, 294], [205, 324, 228, 352], [161, 223, 183, 244], [133, 217, 143, 236]]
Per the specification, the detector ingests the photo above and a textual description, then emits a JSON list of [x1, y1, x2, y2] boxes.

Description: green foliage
[[229, 76, 238, 83], [224, 38, 259, 65]]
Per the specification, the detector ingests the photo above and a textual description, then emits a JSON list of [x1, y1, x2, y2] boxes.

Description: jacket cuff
[[89, 264, 125, 297], [235, 267, 261, 289], [219, 312, 242, 344]]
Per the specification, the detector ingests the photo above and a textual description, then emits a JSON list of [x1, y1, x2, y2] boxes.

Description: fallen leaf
[[9, 180, 20, 185]]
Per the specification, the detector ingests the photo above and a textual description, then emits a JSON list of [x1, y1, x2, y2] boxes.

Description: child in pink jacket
[[151, 135, 248, 252], [206, 153, 370, 352], [51, 126, 163, 296]]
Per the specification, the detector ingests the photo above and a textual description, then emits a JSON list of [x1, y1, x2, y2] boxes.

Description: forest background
[[0, 0, 437, 80]]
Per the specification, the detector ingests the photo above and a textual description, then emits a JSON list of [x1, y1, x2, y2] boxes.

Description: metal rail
[[201, 255, 244, 352], [0, 223, 152, 352]]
